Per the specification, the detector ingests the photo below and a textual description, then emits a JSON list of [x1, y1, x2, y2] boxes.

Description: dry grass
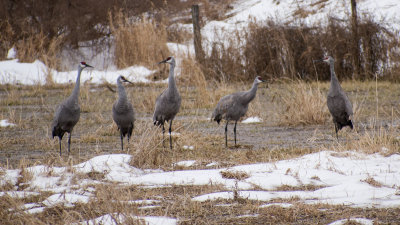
[[274, 80, 330, 126], [109, 10, 170, 69], [3, 181, 399, 225], [220, 170, 250, 180], [15, 31, 63, 84], [334, 126, 400, 156], [2, 79, 400, 224]]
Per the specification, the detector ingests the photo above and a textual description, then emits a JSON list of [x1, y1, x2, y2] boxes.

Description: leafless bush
[[202, 16, 399, 82]]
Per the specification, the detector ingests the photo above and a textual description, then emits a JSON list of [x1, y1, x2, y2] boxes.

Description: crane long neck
[[167, 63, 177, 91], [329, 61, 341, 92], [243, 80, 259, 103], [70, 67, 83, 101], [117, 79, 128, 102]]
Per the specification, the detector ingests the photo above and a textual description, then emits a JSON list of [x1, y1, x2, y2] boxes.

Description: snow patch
[[76, 213, 177, 225], [242, 117, 262, 123], [174, 160, 196, 167], [328, 217, 374, 225], [260, 203, 293, 208], [183, 145, 195, 150], [7, 47, 16, 59], [0, 119, 15, 127], [43, 193, 91, 207]]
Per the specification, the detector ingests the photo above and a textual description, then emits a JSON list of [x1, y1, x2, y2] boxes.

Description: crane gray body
[[112, 76, 135, 151], [323, 56, 353, 138], [51, 62, 92, 156], [153, 56, 181, 149], [212, 76, 265, 147]]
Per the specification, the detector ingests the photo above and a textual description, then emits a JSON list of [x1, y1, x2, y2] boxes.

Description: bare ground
[[1, 81, 400, 224]]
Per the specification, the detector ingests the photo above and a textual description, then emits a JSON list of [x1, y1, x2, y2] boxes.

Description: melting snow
[[260, 203, 293, 208], [174, 160, 196, 167], [183, 145, 195, 150], [43, 193, 92, 207], [7, 47, 16, 59], [242, 117, 262, 123], [76, 213, 177, 225], [1, 151, 399, 209], [0, 119, 15, 127], [328, 217, 374, 225]]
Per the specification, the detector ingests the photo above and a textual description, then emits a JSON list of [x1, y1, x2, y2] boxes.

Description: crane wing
[[212, 94, 235, 120]]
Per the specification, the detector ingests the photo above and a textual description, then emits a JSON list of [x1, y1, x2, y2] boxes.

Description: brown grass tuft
[[340, 126, 400, 156], [274, 80, 329, 126], [220, 170, 250, 180], [109, 10, 170, 68], [14, 31, 63, 84], [129, 121, 169, 168]]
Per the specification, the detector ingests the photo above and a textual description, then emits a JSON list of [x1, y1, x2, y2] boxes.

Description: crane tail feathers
[[348, 120, 353, 129], [154, 120, 164, 127], [212, 113, 222, 124]]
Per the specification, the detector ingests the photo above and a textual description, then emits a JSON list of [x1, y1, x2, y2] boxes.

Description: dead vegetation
[[1, 79, 400, 224], [1, 1, 400, 224]]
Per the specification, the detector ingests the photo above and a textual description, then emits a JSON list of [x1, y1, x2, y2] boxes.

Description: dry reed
[[109, 10, 170, 69], [275, 80, 329, 126]]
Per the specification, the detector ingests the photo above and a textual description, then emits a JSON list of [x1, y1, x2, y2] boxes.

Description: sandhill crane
[[318, 56, 353, 138], [51, 62, 93, 156], [112, 75, 135, 151], [211, 76, 265, 147], [153, 56, 181, 149]]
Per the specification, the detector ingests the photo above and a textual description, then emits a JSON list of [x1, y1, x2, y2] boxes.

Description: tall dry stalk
[[275, 80, 329, 126], [15, 31, 63, 84], [109, 10, 170, 68]]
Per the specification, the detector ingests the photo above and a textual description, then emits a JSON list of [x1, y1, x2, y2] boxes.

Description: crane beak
[[157, 59, 168, 64], [313, 59, 322, 63], [85, 64, 94, 68], [121, 77, 133, 84]]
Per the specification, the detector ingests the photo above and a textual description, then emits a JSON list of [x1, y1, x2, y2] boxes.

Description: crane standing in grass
[[211, 76, 265, 147], [153, 56, 181, 149], [319, 56, 353, 138], [112, 75, 135, 151], [51, 62, 93, 156]]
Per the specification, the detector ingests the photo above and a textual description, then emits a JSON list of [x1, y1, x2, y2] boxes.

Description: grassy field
[[1, 79, 400, 224]]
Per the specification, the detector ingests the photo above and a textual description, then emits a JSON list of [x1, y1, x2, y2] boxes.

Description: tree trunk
[[192, 5, 204, 63]]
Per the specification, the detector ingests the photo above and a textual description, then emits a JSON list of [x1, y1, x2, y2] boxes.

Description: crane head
[[313, 56, 334, 64], [322, 56, 334, 64], [80, 61, 93, 68], [158, 56, 174, 65], [255, 76, 265, 83]]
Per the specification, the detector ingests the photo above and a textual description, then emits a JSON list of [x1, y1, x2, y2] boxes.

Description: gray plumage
[[153, 56, 181, 149], [51, 62, 93, 156], [211, 76, 265, 147], [323, 56, 353, 138], [112, 75, 135, 151]]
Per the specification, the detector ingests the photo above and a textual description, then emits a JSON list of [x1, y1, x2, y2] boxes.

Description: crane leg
[[169, 120, 173, 150], [234, 121, 237, 146], [162, 123, 165, 148], [225, 121, 229, 147], [334, 123, 338, 139], [67, 133, 71, 155], [120, 133, 124, 151], [58, 137, 62, 156]]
